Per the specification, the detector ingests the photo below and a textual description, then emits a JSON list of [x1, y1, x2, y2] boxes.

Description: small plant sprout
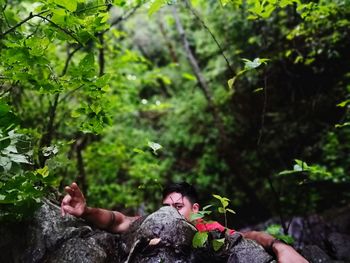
[[212, 194, 235, 228]]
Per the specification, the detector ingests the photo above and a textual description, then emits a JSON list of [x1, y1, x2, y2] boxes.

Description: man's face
[[162, 192, 199, 221]]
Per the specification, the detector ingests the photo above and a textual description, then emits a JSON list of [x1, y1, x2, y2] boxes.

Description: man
[[61, 182, 308, 262]]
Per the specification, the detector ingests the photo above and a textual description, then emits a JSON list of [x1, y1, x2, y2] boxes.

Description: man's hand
[[272, 241, 309, 263], [61, 182, 86, 217], [241, 231, 309, 263]]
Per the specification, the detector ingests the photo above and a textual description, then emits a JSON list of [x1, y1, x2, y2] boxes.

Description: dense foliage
[[0, 0, 349, 228]]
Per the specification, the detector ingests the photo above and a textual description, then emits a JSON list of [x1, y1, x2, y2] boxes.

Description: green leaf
[[337, 99, 350, 107], [335, 122, 350, 128], [190, 212, 205, 221], [36, 166, 49, 178], [0, 101, 10, 116], [212, 238, 225, 251], [243, 58, 269, 70], [79, 53, 96, 77], [266, 224, 282, 236], [202, 204, 213, 210], [148, 141, 162, 155], [148, 0, 166, 16], [182, 73, 196, 81], [192, 231, 208, 248], [54, 0, 77, 12], [212, 194, 222, 201], [253, 88, 263, 93], [133, 148, 145, 154], [228, 77, 236, 90], [226, 208, 236, 214], [218, 207, 225, 213]]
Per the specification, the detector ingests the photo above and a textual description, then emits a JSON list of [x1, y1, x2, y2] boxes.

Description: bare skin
[[61, 182, 139, 233], [61, 182, 308, 262]]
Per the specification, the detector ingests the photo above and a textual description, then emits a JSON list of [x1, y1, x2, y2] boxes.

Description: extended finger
[[61, 205, 65, 216], [61, 205, 75, 216], [71, 182, 84, 198], [61, 195, 71, 216], [61, 194, 72, 205], [64, 186, 75, 196]]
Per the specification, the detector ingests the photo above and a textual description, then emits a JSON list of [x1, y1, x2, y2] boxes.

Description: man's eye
[[174, 205, 184, 210]]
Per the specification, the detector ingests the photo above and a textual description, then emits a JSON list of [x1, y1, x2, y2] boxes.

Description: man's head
[[162, 182, 200, 220]]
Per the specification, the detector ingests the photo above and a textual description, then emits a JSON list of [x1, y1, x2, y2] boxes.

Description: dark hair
[[162, 182, 199, 204]]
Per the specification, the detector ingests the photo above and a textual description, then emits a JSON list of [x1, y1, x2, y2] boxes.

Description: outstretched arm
[[241, 231, 308, 263], [61, 182, 139, 233]]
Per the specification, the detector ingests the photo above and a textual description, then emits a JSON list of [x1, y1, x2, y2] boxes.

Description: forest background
[[0, 0, 349, 232]]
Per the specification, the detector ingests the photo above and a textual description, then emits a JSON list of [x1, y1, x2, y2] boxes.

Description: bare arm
[[61, 182, 138, 233], [241, 231, 309, 263]]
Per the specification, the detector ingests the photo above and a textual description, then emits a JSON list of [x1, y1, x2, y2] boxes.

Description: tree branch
[[75, 135, 88, 195], [59, 84, 85, 104], [98, 34, 105, 76], [100, 3, 141, 35], [60, 45, 82, 77], [184, 0, 235, 76], [36, 15, 83, 45], [0, 10, 49, 38], [157, 12, 178, 63], [172, 5, 227, 143], [39, 93, 60, 167], [76, 3, 111, 14]]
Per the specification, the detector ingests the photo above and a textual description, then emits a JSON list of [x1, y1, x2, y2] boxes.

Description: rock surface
[[1, 200, 349, 262], [241, 205, 350, 263], [0, 200, 276, 263]]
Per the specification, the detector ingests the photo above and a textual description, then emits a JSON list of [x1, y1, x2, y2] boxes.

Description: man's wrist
[[270, 238, 289, 254], [81, 206, 90, 218]]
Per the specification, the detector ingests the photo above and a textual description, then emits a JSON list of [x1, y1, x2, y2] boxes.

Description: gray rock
[[227, 234, 275, 263], [327, 232, 350, 260], [300, 245, 333, 263], [122, 206, 196, 263], [4, 200, 340, 263], [0, 200, 120, 263]]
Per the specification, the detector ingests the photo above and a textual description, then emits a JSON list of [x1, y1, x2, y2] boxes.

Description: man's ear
[[192, 203, 200, 213]]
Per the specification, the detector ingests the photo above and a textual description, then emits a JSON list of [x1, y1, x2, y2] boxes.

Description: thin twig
[[60, 45, 82, 77], [58, 84, 85, 103], [0, 10, 49, 37], [76, 3, 111, 14], [184, 0, 235, 76], [98, 34, 105, 76], [1, 0, 7, 12], [257, 75, 268, 145], [25, 21, 42, 39], [100, 4, 141, 35], [36, 15, 83, 45]]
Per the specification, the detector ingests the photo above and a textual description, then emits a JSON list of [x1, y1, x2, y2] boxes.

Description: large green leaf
[[148, 0, 166, 16], [54, 0, 77, 12], [192, 231, 208, 248]]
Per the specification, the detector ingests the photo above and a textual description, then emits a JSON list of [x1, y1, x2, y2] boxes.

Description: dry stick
[[172, 5, 227, 143], [184, 0, 235, 76]]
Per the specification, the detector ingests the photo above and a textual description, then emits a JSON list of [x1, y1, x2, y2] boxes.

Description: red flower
[[195, 219, 235, 235]]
